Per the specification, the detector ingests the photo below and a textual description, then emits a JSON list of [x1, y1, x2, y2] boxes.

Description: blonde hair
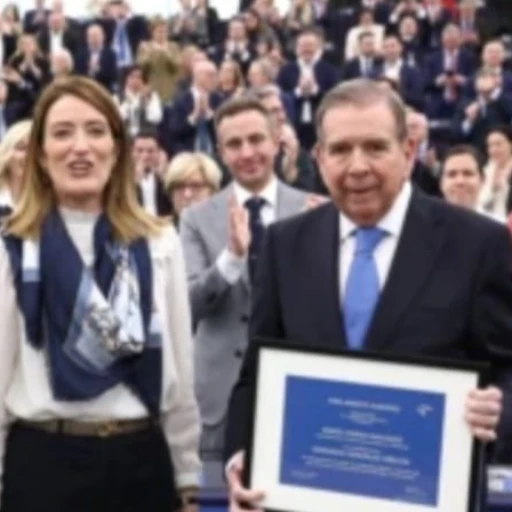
[[0, 120, 32, 189], [164, 152, 222, 192], [6, 76, 165, 241]]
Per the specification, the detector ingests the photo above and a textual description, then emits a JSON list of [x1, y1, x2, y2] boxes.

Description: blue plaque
[[279, 376, 445, 506]]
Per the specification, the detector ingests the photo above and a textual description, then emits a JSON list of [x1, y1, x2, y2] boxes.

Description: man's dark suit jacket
[[342, 57, 382, 81], [136, 177, 172, 217], [74, 48, 118, 92], [453, 93, 512, 154], [224, 191, 512, 460], [97, 16, 149, 58], [169, 90, 224, 154], [37, 27, 81, 58], [22, 9, 50, 34]]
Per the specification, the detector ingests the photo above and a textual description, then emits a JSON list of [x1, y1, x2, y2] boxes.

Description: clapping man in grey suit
[[179, 96, 311, 457]]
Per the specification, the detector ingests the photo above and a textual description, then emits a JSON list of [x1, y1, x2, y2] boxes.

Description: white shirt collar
[[340, 180, 412, 241], [0, 187, 14, 209], [385, 58, 403, 69], [233, 176, 278, 208], [298, 51, 322, 69]]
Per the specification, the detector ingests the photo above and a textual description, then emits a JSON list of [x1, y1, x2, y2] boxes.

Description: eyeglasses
[[171, 181, 211, 193]]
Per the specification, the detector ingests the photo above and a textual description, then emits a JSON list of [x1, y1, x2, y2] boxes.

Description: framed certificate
[[244, 339, 488, 512]]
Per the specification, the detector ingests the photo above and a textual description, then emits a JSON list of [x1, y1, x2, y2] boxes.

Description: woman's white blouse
[[0, 211, 201, 497]]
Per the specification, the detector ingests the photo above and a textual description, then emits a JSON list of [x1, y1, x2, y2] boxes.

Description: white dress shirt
[[117, 90, 163, 137], [0, 210, 201, 499], [339, 181, 412, 298], [216, 177, 278, 284], [49, 30, 64, 53], [383, 59, 403, 83], [140, 171, 158, 216], [295, 55, 321, 123]]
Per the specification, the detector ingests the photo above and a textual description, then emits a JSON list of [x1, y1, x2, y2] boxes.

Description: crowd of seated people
[[4, 0, 512, 465]]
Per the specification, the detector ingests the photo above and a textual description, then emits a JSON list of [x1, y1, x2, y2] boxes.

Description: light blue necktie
[[344, 227, 386, 350]]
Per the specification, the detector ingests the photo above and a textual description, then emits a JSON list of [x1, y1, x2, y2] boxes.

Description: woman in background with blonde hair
[[0, 76, 200, 511], [164, 152, 222, 226], [0, 119, 31, 221]]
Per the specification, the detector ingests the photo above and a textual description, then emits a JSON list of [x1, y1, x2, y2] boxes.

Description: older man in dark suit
[[277, 27, 339, 150], [224, 80, 512, 511]]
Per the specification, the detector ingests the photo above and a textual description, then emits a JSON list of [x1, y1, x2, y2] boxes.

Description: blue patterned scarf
[[2, 210, 163, 415]]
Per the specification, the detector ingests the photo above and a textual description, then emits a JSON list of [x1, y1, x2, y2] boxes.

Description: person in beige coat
[[137, 16, 182, 103]]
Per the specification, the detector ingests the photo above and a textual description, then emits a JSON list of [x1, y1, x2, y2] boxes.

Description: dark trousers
[[2, 422, 180, 512]]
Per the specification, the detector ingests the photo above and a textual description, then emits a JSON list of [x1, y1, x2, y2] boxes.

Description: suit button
[[234, 350, 244, 359], [240, 315, 249, 323]]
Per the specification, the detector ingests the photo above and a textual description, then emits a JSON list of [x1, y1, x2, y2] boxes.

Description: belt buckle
[[98, 420, 121, 437]]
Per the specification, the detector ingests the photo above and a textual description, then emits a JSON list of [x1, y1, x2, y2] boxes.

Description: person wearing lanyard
[[0, 75, 201, 512]]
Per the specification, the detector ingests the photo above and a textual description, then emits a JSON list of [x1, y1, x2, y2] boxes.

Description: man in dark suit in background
[[75, 24, 117, 92], [277, 27, 339, 151], [170, 60, 223, 156], [426, 23, 476, 119], [132, 130, 171, 217], [454, 67, 512, 154], [224, 79, 511, 511], [23, 0, 50, 34], [342, 32, 382, 81]]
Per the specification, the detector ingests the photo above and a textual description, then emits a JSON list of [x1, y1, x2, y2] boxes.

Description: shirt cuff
[[462, 119, 472, 134], [176, 472, 201, 489], [216, 249, 246, 284]]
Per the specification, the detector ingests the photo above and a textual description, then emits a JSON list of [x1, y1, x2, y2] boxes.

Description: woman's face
[[41, 95, 117, 212], [487, 132, 512, 164], [8, 135, 29, 182], [171, 169, 213, 215]]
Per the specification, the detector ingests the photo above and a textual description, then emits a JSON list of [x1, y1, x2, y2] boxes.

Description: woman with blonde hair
[[0, 76, 200, 511], [0, 120, 31, 220], [164, 152, 222, 225]]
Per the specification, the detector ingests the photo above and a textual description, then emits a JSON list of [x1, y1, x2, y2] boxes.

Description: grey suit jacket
[[180, 181, 307, 426]]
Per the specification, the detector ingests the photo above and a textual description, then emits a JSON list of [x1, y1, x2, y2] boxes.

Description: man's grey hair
[[315, 79, 408, 142]]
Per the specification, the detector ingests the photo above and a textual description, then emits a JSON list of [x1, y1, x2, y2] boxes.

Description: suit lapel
[[363, 193, 446, 351]]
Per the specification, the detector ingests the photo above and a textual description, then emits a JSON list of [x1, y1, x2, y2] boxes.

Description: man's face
[[193, 62, 217, 92], [260, 94, 287, 128], [441, 154, 482, 209], [229, 20, 246, 42], [483, 43, 504, 68], [442, 27, 461, 50], [317, 102, 414, 225], [217, 109, 278, 191], [296, 34, 320, 63], [132, 137, 160, 176], [360, 35, 376, 57], [87, 26, 104, 48], [382, 38, 402, 61]]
